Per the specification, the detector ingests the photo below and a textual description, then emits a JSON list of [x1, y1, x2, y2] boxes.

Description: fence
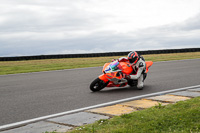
[[0, 48, 199, 61]]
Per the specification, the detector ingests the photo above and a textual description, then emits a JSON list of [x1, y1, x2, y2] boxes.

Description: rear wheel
[[90, 78, 108, 92], [143, 73, 147, 81]]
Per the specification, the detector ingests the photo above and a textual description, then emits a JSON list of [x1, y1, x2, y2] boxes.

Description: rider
[[114, 51, 146, 89]]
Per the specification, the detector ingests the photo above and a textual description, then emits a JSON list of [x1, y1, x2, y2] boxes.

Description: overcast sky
[[0, 0, 200, 57]]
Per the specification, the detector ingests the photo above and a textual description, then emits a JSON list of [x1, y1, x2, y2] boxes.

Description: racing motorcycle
[[90, 60, 153, 92]]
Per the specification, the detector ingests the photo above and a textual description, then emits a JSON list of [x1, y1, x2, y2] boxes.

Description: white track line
[[1, 84, 200, 131]]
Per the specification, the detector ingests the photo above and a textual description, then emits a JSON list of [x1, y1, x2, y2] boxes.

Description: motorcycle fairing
[[145, 61, 153, 73]]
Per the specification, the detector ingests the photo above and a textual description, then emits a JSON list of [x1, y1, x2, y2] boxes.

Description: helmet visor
[[129, 56, 138, 64]]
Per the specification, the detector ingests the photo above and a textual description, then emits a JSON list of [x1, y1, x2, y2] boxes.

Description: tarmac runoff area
[[1, 87, 200, 133]]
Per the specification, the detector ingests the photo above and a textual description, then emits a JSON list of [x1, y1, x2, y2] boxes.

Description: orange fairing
[[102, 63, 110, 73], [102, 62, 133, 74], [99, 74, 109, 83], [99, 62, 112, 83], [99, 71, 123, 83], [145, 61, 153, 73], [99, 61, 133, 83], [119, 62, 133, 74]]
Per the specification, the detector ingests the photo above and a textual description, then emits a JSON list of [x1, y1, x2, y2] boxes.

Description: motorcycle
[[90, 60, 153, 92]]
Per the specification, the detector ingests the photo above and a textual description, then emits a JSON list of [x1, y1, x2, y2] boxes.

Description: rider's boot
[[137, 74, 144, 90]]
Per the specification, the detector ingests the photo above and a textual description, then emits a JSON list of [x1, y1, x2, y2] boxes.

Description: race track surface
[[0, 59, 200, 126]]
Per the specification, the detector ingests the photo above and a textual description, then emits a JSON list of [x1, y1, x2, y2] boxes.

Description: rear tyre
[[137, 86, 143, 90], [143, 73, 147, 81], [90, 78, 108, 92]]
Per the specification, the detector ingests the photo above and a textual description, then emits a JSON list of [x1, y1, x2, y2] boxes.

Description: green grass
[[0, 52, 200, 75], [69, 97, 200, 133]]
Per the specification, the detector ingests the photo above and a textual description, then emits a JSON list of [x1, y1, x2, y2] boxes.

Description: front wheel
[[90, 78, 108, 92]]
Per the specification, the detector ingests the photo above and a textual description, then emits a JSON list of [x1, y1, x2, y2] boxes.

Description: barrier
[[0, 48, 199, 61]]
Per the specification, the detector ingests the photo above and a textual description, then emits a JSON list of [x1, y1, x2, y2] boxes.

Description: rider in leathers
[[115, 51, 146, 89]]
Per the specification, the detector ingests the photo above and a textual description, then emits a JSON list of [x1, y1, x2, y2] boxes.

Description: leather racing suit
[[118, 55, 146, 89]]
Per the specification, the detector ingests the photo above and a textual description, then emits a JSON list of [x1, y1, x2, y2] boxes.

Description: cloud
[[0, 0, 200, 57], [131, 14, 200, 49]]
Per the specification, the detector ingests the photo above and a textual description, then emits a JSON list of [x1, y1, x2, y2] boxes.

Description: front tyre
[[90, 78, 108, 92]]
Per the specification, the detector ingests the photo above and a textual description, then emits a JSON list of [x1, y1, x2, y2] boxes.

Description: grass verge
[[0, 52, 200, 75], [69, 97, 200, 133]]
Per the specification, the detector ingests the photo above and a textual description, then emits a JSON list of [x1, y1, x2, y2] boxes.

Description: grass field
[[0, 52, 200, 75], [68, 97, 200, 133]]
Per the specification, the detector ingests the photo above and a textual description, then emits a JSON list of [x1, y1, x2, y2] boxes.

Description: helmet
[[127, 51, 139, 64]]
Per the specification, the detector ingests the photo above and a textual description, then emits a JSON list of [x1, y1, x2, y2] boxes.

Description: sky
[[0, 0, 200, 57]]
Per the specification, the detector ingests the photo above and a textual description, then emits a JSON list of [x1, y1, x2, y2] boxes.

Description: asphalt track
[[0, 59, 200, 126]]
